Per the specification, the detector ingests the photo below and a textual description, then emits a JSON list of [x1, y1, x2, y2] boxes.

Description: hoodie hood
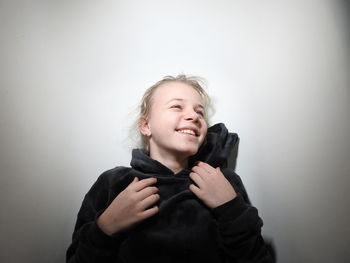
[[189, 123, 239, 168], [130, 123, 239, 174]]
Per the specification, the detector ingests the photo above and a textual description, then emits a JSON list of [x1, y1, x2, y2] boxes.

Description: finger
[[189, 184, 202, 197], [136, 186, 158, 200], [192, 166, 210, 178], [138, 193, 160, 210], [197, 161, 217, 173], [132, 177, 157, 192], [139, 206, 159, 220], [189, 172, 206, 188], [130, 177, 139, 184]]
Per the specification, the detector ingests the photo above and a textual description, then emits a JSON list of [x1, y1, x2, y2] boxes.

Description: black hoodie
[[66, 123, 274, 263]]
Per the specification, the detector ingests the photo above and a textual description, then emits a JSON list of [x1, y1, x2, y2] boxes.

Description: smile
[[177, 129, 197, 136]]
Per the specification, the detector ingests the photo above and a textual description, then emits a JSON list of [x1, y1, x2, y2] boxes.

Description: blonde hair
[[131, 74, 213, 153]]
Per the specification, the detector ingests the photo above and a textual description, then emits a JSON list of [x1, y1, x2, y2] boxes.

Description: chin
[[173, 142, 202, 158], [179, 147, 199, 157]]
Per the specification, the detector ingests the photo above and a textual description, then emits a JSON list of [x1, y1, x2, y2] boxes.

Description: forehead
[[152, 82, 203, 104]]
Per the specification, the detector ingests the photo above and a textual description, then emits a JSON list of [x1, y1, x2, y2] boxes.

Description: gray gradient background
[[1, 0, 349, 262]]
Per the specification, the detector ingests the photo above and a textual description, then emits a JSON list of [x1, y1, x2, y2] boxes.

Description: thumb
[[216, 167, 223, 174], [131, 177, 139, 184]]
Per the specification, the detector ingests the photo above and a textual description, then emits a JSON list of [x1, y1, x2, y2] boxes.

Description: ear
[[139, 117, 151, 136]]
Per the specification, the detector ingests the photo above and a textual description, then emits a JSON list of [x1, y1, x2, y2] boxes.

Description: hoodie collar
[[130, 149, 176, 175], [189, 123, 239, 168], [130, 123, 238, 174]]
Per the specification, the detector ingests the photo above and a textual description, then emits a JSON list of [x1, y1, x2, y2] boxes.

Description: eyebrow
[[166, 98, 204, 109]]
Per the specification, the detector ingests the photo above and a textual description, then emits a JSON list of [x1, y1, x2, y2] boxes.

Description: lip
[[175, 126, 200, 137]]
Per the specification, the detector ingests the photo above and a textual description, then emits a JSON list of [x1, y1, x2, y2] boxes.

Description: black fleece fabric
[[66, 123, 274, 263]]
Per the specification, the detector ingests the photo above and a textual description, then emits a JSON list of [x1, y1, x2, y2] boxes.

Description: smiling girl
[[66, 75, 274, 262]]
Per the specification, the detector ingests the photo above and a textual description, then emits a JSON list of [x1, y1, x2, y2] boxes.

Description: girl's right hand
[[97, 177, 159, 236]]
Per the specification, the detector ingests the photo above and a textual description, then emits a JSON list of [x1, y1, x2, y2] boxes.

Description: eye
[[196, 110, 205, 117], [170, 104, 182, 109]]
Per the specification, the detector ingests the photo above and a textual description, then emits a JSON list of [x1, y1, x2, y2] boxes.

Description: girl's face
[[141, 82, 208, 160]]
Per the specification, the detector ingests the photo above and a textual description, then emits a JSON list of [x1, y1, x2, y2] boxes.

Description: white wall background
[[1, 0, 349, 262]]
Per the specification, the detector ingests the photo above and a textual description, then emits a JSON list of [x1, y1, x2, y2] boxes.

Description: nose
[[184, 108, 199, 122]]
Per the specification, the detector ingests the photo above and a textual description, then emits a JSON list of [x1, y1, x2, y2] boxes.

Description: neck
[[149, 149, 188, 174]]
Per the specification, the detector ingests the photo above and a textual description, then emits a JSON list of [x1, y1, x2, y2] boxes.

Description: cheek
[[201, 121, 208, 134], [200, 130, 208, 144], [200, 123, 208, 144]]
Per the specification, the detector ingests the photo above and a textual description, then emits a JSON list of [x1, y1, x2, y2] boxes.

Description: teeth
[[178, 129, 196, 136]]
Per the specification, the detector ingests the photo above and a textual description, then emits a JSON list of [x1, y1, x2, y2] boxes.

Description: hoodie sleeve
[[212, 170, 275, 263], [66, 172, 126, 263]]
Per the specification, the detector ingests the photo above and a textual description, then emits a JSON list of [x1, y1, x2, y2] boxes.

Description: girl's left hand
[[189, 161, 237, 209]]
